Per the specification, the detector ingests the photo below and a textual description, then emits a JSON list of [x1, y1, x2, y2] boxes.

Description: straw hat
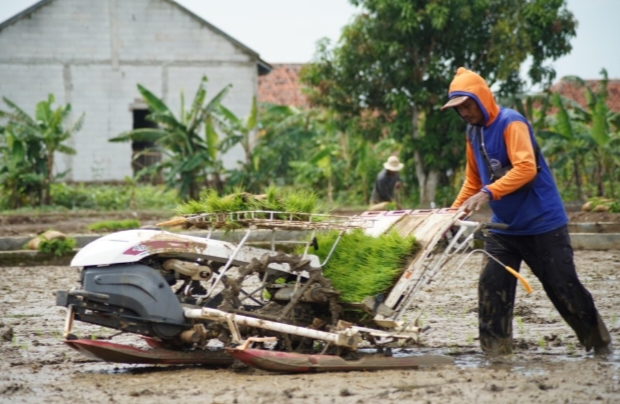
[[384, 156, 404, 171]]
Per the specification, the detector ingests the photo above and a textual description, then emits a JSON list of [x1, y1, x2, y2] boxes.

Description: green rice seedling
[[537, 337, 546, 349], [514, 316, 525, 334], [11, 336, 27, 350], [261, 184, 284, 212], [313, 340, 326, 352], [409, 313, 427, 329], [584, 197, 620, 213], [302, 229, 419, 303], [173, 186, 325, 229], [241, 192, 264, 212], [6, 314, 41, 319], [175, 198, 206, 215], [209, 193, 244, 213], [282, 189, 321, 214], [384, 201, 398, 211], [86, 219, 141, 232], [39, 237, 76, 257]]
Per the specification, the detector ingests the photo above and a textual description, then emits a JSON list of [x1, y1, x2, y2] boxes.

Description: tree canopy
[[301, 0, 577, 205]]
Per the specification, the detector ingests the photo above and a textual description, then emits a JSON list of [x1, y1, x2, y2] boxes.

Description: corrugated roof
[[258, 63, 309, 107]]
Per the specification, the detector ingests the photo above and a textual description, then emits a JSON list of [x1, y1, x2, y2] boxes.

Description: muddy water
[[1, 250, 620, 403]]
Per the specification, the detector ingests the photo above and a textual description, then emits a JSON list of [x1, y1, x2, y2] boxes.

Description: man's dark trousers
[[478, 225, 611, 354]]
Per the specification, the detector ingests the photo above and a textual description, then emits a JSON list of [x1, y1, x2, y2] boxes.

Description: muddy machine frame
[[56, 208, 521, 372]]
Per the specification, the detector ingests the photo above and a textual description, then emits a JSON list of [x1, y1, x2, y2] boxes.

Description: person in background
[[442, 67, 612, 356], [370, 155, 403, 208]]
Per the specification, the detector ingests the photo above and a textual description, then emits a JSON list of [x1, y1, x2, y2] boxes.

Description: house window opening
[[132, 109, 162, 183]]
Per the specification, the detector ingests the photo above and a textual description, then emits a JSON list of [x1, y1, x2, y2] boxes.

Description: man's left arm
[[484, 121, 537, 199]]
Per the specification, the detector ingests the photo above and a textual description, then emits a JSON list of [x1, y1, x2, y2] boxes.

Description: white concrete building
[[0, 0, 270, 181]]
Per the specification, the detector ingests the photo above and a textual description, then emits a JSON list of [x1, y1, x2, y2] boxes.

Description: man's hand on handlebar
[[459, 191, 490, 213]]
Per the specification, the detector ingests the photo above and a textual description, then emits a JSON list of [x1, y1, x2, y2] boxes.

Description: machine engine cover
[[82, 264, 186, 338]]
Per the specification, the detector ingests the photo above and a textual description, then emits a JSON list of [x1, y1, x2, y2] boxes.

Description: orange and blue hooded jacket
[[449, 67, 567, 235]]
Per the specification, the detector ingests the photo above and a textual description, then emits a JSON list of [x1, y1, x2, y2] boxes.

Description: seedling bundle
[[301, 229, 419, 304]]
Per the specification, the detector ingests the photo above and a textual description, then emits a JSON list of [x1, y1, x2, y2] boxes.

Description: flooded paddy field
[[1, 250, 619, 403]]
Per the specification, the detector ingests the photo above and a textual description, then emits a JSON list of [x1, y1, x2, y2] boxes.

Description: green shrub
[[48, 183, 179, 211], [87, 219, 141, 232], [39, 237, 76, 257]]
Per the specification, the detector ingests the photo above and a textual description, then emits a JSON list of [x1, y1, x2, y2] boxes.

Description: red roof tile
[[550, 79, 620, 112], [258, 63, 309, 108]]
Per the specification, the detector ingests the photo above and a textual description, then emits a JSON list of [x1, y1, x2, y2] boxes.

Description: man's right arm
[[451, 141, 482, 208]]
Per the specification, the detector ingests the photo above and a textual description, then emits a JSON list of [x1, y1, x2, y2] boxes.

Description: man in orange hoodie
[[442, 67, 612, 356]]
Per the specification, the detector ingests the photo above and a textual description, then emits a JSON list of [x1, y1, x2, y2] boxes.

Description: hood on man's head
[[442, 67, 500, 125]]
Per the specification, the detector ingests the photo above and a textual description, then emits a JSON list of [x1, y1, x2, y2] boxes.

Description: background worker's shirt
[[370, 169, 400, 203]]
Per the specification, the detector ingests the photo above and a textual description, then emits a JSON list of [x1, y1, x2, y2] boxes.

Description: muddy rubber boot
[[594, 343, 614, 357], [480, 335, 513, 356], [584, 313, 613, 356], [592, 316, 613, 357]]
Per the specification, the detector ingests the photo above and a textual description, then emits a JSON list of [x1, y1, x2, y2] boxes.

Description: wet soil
[[1, 250, 619, 403]]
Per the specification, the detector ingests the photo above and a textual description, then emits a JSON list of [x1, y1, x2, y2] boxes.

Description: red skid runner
[[226, 348, 454, 373], [64, 340, 453, 373], [64, 339, 233, 366]]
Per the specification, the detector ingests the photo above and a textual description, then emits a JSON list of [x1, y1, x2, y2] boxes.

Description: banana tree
[[217, 97, 261, 192], [0, 94, 82, 206], [290, 145, 339, 204], [236, 103, 320, 192], [0, 126, 38, 208], [540, 92, 592, 200], [110, 76, 231, 200], [558, 69, 620, 197]]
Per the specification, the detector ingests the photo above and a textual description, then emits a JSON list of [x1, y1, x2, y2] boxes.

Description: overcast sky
[[1, 0, 619, 82]]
